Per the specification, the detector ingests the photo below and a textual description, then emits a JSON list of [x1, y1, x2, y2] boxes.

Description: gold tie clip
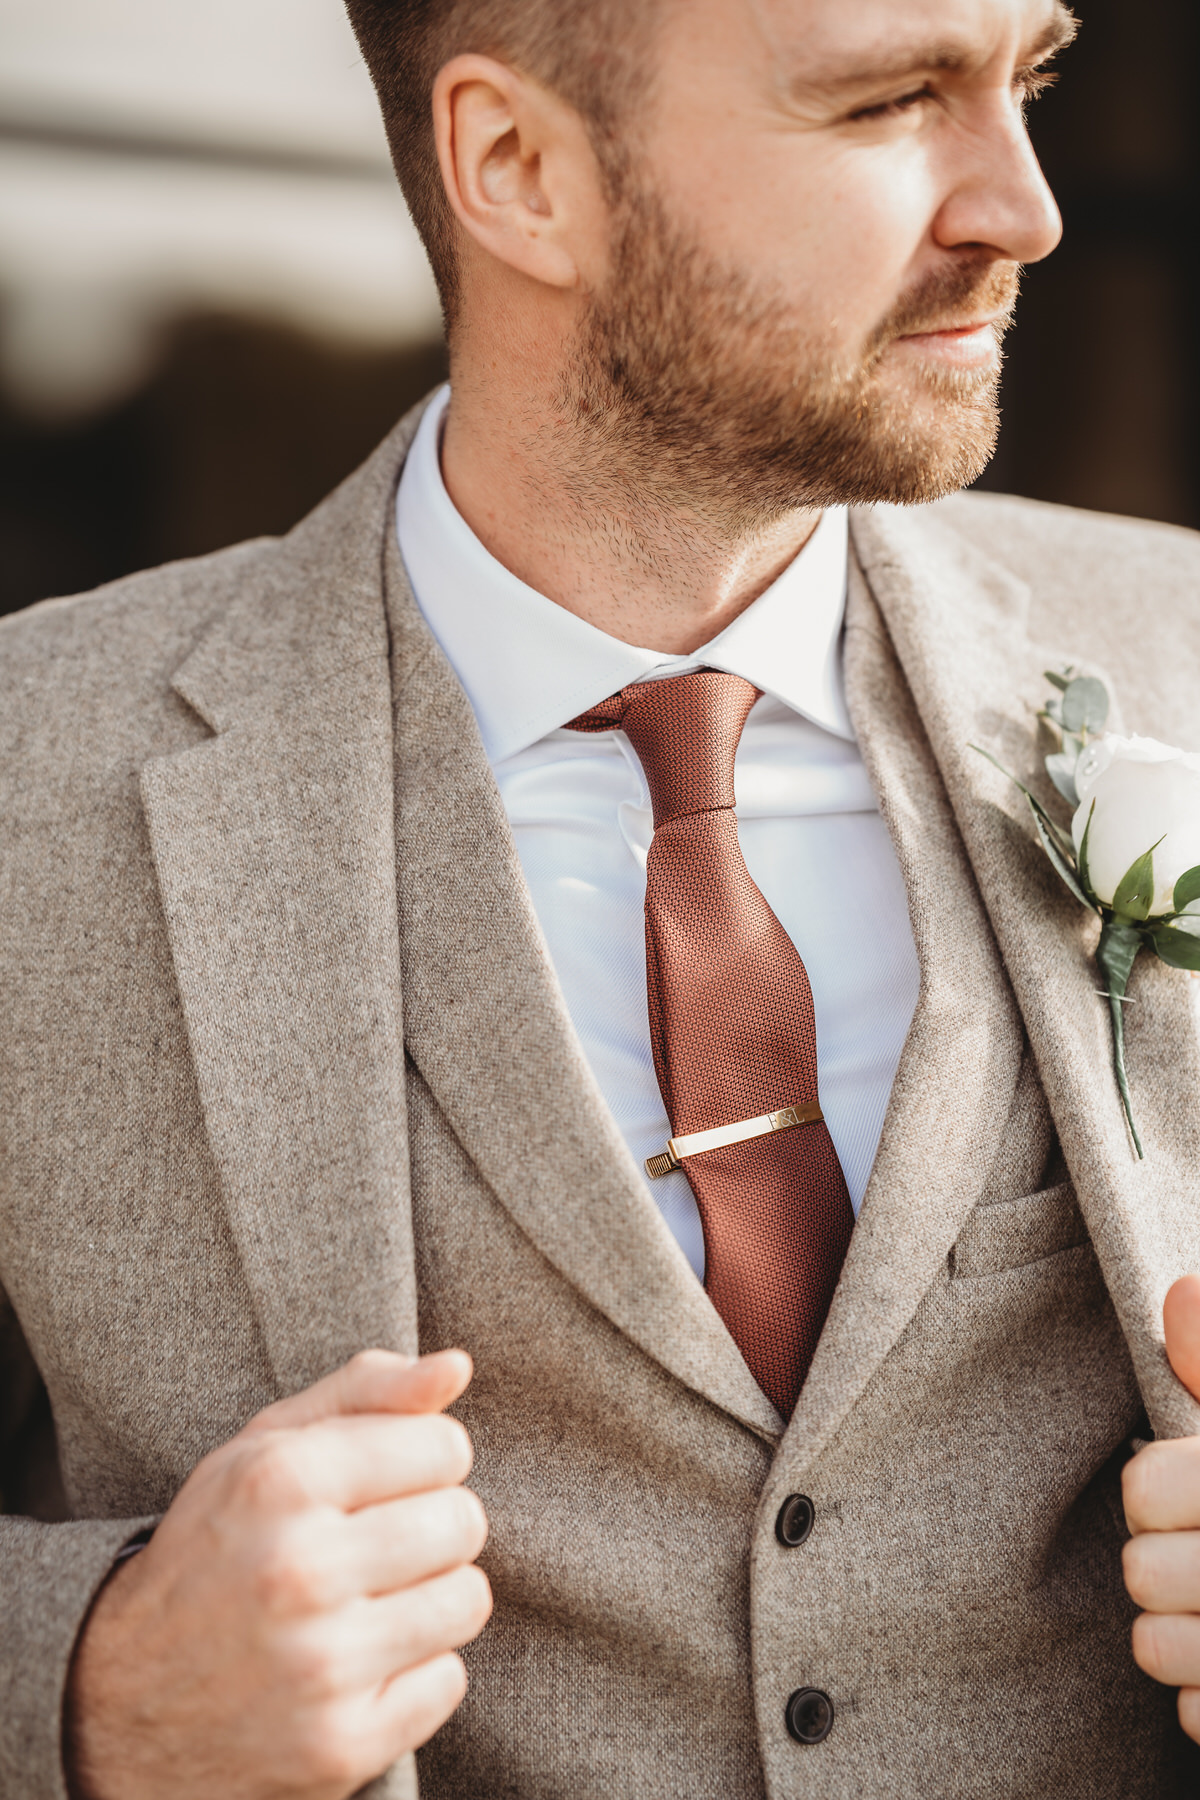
[[645, 1100, 824, 1180]]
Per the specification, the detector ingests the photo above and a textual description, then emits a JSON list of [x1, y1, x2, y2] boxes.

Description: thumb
[[240, 1347, 473, 1438], [1163, 1275, 1200, 1401]]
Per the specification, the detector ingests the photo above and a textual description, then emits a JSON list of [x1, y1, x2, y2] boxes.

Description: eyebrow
[[786, 2, 1079, 103]]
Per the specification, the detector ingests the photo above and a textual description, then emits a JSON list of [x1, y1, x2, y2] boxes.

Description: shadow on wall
[[0, 319, 447, 616]]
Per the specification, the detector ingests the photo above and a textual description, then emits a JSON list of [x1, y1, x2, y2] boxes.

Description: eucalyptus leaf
[[1043, 669, 1071, 693], [1043, 697, 1064, 727], [1060, 675, 1110, 735], [1152, 924, 1200, 971], [1044, 750, 1080, 806], [1110, 840, 1163, 922], [1095, 920, 1145, 1159], [1174, 864, 1200, 914]]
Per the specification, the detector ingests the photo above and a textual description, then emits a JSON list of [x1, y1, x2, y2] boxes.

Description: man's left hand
[[1123, 1273, 1200, 1744]]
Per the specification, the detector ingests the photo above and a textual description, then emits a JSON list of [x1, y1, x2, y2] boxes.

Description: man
[[4, 0, 1200, 1794]]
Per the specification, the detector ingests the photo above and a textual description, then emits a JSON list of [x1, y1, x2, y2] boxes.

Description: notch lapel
[[140, 421, 423, 1397], [384, 529, 781, 1442], [784, 547, 1026, 1464], [848, 502, 1200, 1439]]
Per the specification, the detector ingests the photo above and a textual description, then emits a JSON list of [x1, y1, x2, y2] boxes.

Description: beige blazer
[[3, 395, 1200, 1799]]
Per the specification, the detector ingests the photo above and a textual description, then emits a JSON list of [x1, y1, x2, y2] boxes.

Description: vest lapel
[[140, 419, 423, 1397], [384, 528, 781, 1442], [847, 502, 1200, 1439]]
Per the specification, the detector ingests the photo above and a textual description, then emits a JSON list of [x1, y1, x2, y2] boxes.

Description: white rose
[[1072, 734, 1200, 918]]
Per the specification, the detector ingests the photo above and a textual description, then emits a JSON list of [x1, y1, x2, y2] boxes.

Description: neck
[[440, 338, 822, 657]]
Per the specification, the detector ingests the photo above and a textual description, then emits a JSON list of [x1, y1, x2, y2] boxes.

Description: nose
[[932, 99, 1063, 266]]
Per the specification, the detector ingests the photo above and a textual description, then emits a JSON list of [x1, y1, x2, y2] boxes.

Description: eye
[[848, 84, 934, 123]]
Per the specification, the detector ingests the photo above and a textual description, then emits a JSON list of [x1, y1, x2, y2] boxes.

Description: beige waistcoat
[[3, 396, 1200, 1798]]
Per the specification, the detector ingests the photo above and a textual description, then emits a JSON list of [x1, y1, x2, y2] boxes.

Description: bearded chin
[[561, 187, 1010, 523]]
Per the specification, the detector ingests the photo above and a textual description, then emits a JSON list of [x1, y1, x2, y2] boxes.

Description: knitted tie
[[569, 671, 854, 1415]]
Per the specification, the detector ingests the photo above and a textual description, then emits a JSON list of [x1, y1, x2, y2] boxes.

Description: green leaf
[[1110, 840, 1164, 922], [1077, 801, 1095, 895], [1152, 924, 1200, 971], [1030, 806, 1092, 908], [1044, 749, 1080, 806], [1060, 676, 1110, 735], [968, 743, 1099, 910], [1174, 865, 1200, 914], [1043, 669, 1072, 692], [1095, 920, 1146, 1159]]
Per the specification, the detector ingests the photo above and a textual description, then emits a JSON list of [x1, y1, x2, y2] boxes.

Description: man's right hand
[[65, 1349, 492, 1800]]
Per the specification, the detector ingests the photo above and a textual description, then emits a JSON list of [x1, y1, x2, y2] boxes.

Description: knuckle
[[1179, 1687, 1200, 1744], [278, 1624, 348, 1702], [1122, 1444, 1164, 1527], [253, 1524, 331, 1618], [237, 1435, 308, 1514], [1122, 1534, 1155, 1607], [436, 1415, 474, 1478], [456, 1562, 494, 1632], [1132, 1611, 1168, 1681], [295, 1707, 364, 1788], [346, 1347, 397, 1381], [454, 1485, 489, 1553]]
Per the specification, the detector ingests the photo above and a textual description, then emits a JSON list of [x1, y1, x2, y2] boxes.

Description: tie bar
[[645, 1100, 823, 1179]]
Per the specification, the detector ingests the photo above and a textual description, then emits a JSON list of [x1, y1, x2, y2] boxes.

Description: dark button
[[774, 1493, 815, 1547], [786, 1687, 835, 1745]]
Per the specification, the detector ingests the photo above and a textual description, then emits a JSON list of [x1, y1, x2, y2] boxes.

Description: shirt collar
[[396, 384, 853, 765]]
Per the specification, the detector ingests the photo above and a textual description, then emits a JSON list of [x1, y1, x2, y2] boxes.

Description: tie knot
[[568, 670, 760, 827]]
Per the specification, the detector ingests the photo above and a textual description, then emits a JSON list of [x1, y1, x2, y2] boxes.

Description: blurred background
[[0, 0, 1195, 618]]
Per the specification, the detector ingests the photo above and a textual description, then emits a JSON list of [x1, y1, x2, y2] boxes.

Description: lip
[[891, 316, 1001, 368]]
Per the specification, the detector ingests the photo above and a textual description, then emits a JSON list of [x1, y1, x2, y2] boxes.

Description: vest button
[[786, 1687, 835, 1744], [774, 1493, 815, 1546]]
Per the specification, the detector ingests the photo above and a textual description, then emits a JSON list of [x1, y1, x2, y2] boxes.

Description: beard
[[558, 182, 1020, 526]]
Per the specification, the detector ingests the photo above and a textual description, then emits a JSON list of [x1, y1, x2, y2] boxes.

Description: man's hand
[[1123, 1274, 1200, 1743], [65, 1349, 492, 1800]]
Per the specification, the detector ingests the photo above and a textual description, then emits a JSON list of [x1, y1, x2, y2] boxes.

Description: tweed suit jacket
[[4, 394, 1200, 1799]]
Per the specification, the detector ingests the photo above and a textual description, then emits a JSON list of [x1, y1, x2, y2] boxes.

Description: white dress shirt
[[397, 386, 921, 1280]]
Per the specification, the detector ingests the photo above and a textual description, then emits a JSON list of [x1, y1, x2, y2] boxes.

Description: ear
[[432, 54, 608, 293]]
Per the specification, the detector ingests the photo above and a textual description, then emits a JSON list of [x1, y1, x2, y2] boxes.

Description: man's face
[[565, 0, 1071, 515]]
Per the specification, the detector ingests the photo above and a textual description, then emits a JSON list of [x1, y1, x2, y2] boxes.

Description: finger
[[365, 1653, 470, 1764], [239, 1412, 474, 1514], [1132, 1610, 1200, 1687], [320, 1566, 493, 1692], [1165, 1276, 1200, 1403], [1179, 1687, 1200, 1746], [345, 1486, 489, 1597], [242, 1348, 473, 1439], [1123, 1530, 1200, 1613], [1123, 1438, 1200, 1534]]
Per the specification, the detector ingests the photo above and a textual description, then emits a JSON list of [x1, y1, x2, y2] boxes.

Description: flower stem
[[1095, 920, 1145, 1159]]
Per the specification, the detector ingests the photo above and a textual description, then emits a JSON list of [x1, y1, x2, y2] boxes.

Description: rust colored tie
[[569, 671, 854, 1415]]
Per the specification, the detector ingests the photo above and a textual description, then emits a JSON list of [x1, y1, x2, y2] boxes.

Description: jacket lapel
[[784, 545, 1026, 1464], [383, 525, 781, 1441], [140, 420, 423, 1398], [847, 502, 1200, 1439]]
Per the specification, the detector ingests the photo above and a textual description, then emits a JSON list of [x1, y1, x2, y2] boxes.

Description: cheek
[[660, 130, 942, 343]]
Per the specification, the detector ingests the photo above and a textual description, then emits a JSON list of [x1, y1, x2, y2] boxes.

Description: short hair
[[344, 0, 656, 329]]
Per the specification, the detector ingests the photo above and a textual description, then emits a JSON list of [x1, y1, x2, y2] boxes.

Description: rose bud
[[1072, 734, 1200, 920]]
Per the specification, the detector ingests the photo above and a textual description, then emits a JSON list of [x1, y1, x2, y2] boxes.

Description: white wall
[[0, 0, 440, 417]]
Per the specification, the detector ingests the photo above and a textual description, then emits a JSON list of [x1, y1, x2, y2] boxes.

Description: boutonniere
[[974, 672, 1200, 1158]]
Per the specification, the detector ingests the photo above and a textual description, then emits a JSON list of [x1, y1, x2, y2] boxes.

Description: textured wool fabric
[[1, 393, 1200, 1798], [569, 673, 854, 1413]]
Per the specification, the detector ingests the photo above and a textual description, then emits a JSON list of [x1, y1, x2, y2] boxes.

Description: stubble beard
[[558, 182, 1020, 531]]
